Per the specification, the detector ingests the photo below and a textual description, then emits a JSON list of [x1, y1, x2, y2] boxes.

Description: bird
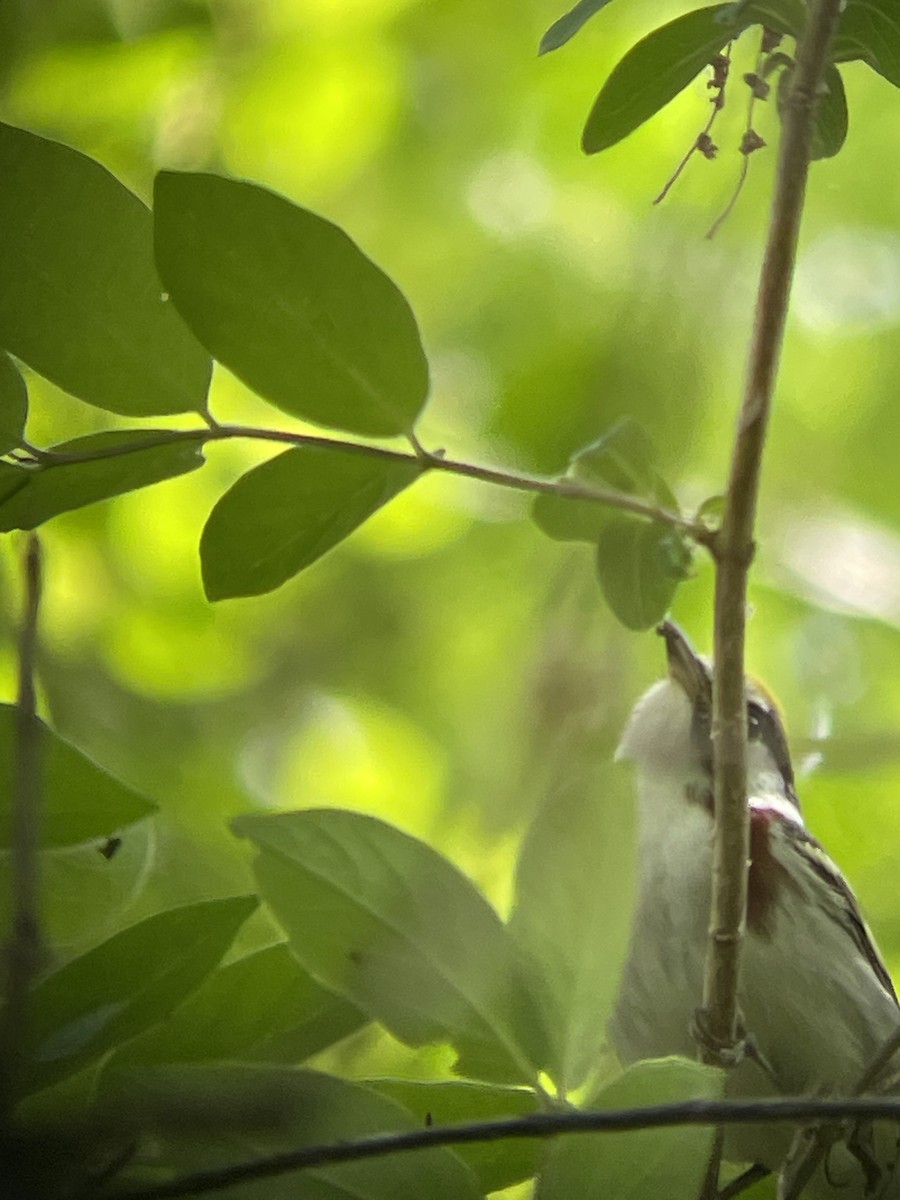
[[610, 620, 900, 1198]]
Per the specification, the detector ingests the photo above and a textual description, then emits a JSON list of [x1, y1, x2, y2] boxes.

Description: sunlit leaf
[[509, 770, 636, 1093], [0, 431, 205, 532], [0, 123, 211, 415], [0, 351, 27, 453], [596, 518, 693, 630], [537, 1059, 723, 1200], [833, 0, 900, 88], [201, 444, 422, 601], [539, 0, 618, 54], [233, 809, 551, 1085], [369, 1078, 541, 1192], [582, 2, 805, 154], [23, 897, 259, 1096], [108, 942, 366, 1069], [0, 705, 157, 849], [154, 171, 431, 437], [98, 1066, 481, 1200]]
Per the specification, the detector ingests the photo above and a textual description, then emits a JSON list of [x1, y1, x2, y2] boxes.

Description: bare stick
[[0, 534, 45, 1112], [700, 0, 844, 1058]]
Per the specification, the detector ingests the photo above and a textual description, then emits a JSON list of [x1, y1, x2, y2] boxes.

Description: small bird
[[610, 621, 900, 1197]]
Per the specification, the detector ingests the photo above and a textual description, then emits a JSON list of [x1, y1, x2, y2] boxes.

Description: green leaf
[[369, 1078, 541, 1193], [0, 431, 205, 532], [539, 0, 618, 54], [833, 0, 900, 89], [154, 171, 430, 437], [537, 1059, 723, 1200], [98, 1066, 481, 1200], [780, 63, 848, 159], [582, 2, 805, 154], [201, 444, 422, 601], [0, 351, 28, 453], [531, 421, 677, 545], [531, 490, 611, 543], [23, 896, 259, 1096], [233, 809, 551, 1085], [108, 942, 366, 1069], [509, 769, 636, 1093], [595, 518, 693, 630], [0, 124, 211, 416], [0, 705, 157, 848]]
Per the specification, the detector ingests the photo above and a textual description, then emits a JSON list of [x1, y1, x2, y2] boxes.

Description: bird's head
[[616, 621, 798, 815]]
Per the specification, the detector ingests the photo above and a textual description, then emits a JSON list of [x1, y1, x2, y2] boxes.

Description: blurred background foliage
[[1, 0, 900, 1088]]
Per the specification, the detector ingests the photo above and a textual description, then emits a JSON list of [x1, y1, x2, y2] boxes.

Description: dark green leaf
[[98, 1066, 481, 1200], [0, 124, 211, 416], [154, 171, 430, 437], [0, 351, 27, 453], [201, 444, 422, 601], [582, 2, 805, 154], [780, 63, 848, 159], [0, 704, 156, 848], [369, 1078, 540, 1192], [539, 0, 618, 54], [108, 942, 366, 1069], [23, 896, 259, 1096], [232, 809, 551, 1085], [0, 431, 205, 532], [537, 1059, 723, 1200], [596, 518, 693, 630], [833, 0, 900, 88], [509, 770, 636, 1093]]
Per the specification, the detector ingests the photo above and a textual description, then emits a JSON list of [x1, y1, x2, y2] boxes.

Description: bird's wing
[[776, 818, 898, 1007]]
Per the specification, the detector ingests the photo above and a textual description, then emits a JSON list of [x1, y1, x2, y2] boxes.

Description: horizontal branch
[[109, 1095, 900, 1200], [16, 423, 711, 544]]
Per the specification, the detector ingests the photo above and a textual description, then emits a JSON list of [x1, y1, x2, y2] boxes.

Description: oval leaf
[[582, 2, 804, 154], [0, 431, 205, 532], [201, 444, 422, 601], [108, 942, 366, 1070], [540, 0, 618, 54], [232, 809, 551, 1085], [509, 769, 636, 1093], [0, 351, 28, 453], [98, 1066, 481, 1200], [531, 491, 611, 543], [154, 171, 430, 437], [0, 124, 211, 415], [23, 896, 259, 1096], [596, 518, 693, 630], [537, 1059, 723, 1200], [812, 64, 849, 160], [0, 704, 157, 848]]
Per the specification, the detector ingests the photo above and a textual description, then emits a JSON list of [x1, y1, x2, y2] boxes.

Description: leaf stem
[[702, 0, 844, 1059], [12, 423, 711, 542]]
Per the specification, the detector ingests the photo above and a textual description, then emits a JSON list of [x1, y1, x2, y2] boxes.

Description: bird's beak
[[657, 620, 710, 707]]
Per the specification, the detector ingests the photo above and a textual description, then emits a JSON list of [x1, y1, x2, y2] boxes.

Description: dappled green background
[[2, 0, 900, 1099]]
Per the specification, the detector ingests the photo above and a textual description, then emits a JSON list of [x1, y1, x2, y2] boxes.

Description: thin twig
[[0, 534, 44, 1114], [7, 423, 711, 543], [102, 1096, 900, 1200], [701, 0, 844, 1060]]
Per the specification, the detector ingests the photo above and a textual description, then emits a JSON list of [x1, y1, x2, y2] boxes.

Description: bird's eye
[[747, 704, 764, 740]]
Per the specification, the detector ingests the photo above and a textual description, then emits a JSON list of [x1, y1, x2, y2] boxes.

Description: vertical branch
[[0, 534, 45, 1112], [701, 0, 844, 1053]]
